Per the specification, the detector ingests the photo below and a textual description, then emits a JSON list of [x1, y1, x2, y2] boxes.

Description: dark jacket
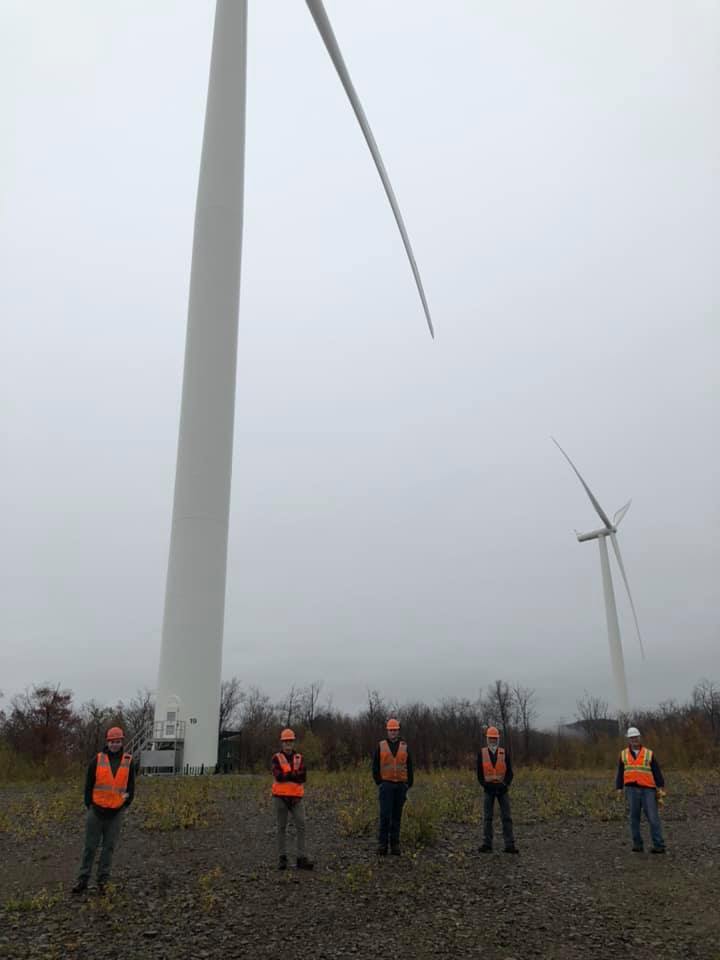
[[615, 747, 665, 790], [372, 739, 414, 788], [84, 747, 136, 817], [476, 748, 514, 792], [271, 750, 307, 785]]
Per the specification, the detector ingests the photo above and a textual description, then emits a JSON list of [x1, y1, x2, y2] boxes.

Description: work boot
[[70, 879, 88, 896], [632, 846, 644, 853], [277, 855, 288, 871], [650, 848, 666, 855], [390, 846, 401, 857], [296, 857, 314, 871], [478, 844, 492, 853], [376, 845, 388, 856], [504, 846, 519, 854]]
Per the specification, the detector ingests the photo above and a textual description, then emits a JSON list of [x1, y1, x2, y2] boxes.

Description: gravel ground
[[0, 774, 718, 960]]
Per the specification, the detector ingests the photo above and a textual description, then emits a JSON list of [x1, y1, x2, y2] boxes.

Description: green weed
[[4, 885, 63, 913]]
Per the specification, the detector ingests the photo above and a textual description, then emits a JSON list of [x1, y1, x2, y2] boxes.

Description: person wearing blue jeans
[[616, 726, 666, 854], [372, 718, 414, 856], [477, 726, 518, 854]]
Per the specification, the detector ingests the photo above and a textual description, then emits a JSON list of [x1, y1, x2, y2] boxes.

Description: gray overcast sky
[[1, 1, 718, 727]]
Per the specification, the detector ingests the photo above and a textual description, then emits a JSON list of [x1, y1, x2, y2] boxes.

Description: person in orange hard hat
[[372, 718, 414, 856], [477, 726, 518, 854], [71, 726, 135, 895], [271, 728, 314, 871]]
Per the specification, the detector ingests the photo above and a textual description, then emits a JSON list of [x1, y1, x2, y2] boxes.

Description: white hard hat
[[626, 726, 641, 738]]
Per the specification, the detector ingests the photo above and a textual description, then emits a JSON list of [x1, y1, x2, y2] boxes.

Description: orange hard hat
[[386, 718, 401, 731], [486, 726, 500, 738], [106, 726, 124, 741], [280, 728, 296, 741]]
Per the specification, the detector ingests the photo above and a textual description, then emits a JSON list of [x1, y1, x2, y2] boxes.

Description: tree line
[[1, 677, 718, 780]]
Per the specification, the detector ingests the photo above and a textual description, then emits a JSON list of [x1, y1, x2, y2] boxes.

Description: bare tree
[[512, 683, 537, 759], [299, 682, 323, 731], [219, 677, 243, 735], [364, 689, 388, 726], [237, 686, 279, 770], [241, 686, 277, 731], [116, 689, 155, 741], [77, 700, 115, 757], [693, 678, 720, 740], [575, 692, 610, 742], [484, 680, 515, 746], [277, 686, 299, 728]]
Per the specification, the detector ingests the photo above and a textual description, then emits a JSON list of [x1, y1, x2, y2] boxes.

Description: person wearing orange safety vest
[[372, 718, 414, 856], [271, 728, 314, 871], [477, 726, 518, 854], [615, 726, 666, 853], [71, 726, 135, 894]]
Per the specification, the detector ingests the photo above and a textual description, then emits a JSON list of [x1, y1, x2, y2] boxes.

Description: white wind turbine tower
[[149, 1, 434, 771], [552, 439, 645, 718]]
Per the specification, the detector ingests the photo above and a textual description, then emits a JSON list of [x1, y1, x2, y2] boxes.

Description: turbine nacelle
[[576, 526, 616, 542]]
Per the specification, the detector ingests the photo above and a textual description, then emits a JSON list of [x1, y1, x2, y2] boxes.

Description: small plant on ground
[[197, 866, 223, 912], [4, 885, 64, 913]]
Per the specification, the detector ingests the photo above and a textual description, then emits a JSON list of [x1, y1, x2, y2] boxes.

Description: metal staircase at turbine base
[[138, 721, 186, 775]]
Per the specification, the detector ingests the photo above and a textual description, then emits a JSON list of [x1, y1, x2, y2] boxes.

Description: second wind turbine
[[553, 439, 645, 717]]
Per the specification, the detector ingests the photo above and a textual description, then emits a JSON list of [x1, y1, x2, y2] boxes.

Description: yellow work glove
[[656, 789, 667, 807]]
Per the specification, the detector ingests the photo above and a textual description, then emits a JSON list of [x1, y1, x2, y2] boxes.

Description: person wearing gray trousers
[[271, 733, 314, 870], [77, 807, 125, 886], [274, 796, 306, 859], [476, 730, 519, 854], [72, 734, 135, 894]]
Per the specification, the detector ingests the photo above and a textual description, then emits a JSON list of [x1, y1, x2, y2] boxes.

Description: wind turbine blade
[[551, 438, 613, 529], [609, 532, 646, 660], [613, 500, 632, 527], [305, 0, 434, 338]]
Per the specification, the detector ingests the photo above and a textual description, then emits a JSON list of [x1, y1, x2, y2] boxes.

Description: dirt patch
[[0, 771, 718, 959]]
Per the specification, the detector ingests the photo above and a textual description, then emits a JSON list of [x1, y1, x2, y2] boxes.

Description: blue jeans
[[483, 789, 515, 849], [378, 782, 407, 849], [626, 785, 664, 850]]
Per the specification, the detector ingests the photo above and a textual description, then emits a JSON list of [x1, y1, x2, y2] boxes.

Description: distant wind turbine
[[152, 0, 435, 771], [552, 439, 645, 717]]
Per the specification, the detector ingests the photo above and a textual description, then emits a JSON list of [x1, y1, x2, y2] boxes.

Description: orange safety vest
[[379, 740, 408, 783], [481, 746, 506, 784], [92, 752, 132, 810], [621, 747, 656, 788], [271, 752, 304, 798]]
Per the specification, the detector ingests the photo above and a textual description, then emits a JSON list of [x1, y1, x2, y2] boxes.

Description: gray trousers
[[483, 789, 515, 848], [274, 796, 306, 858], [77, 807, 124, 882]]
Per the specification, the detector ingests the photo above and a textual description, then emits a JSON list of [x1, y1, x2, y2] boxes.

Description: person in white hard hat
[[615, 726, 666, 853]]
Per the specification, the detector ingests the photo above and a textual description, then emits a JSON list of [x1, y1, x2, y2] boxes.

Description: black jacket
[[615, 747, 665, 790], [372, 739, 414, 788], [476, 748, 514, 792], [271, 750, 307, 784], [84, 747, 135, 817]]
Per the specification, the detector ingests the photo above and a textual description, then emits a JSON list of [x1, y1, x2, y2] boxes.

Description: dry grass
[[0, 767, 716, 845]]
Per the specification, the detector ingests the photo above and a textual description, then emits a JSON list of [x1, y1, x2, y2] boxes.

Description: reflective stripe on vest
[[271, 752, 304, 798], [481, 746, 506, 783], [92, 752, 131, 809], [622, 747, 656, 788], [379, 740, 408, 782]]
